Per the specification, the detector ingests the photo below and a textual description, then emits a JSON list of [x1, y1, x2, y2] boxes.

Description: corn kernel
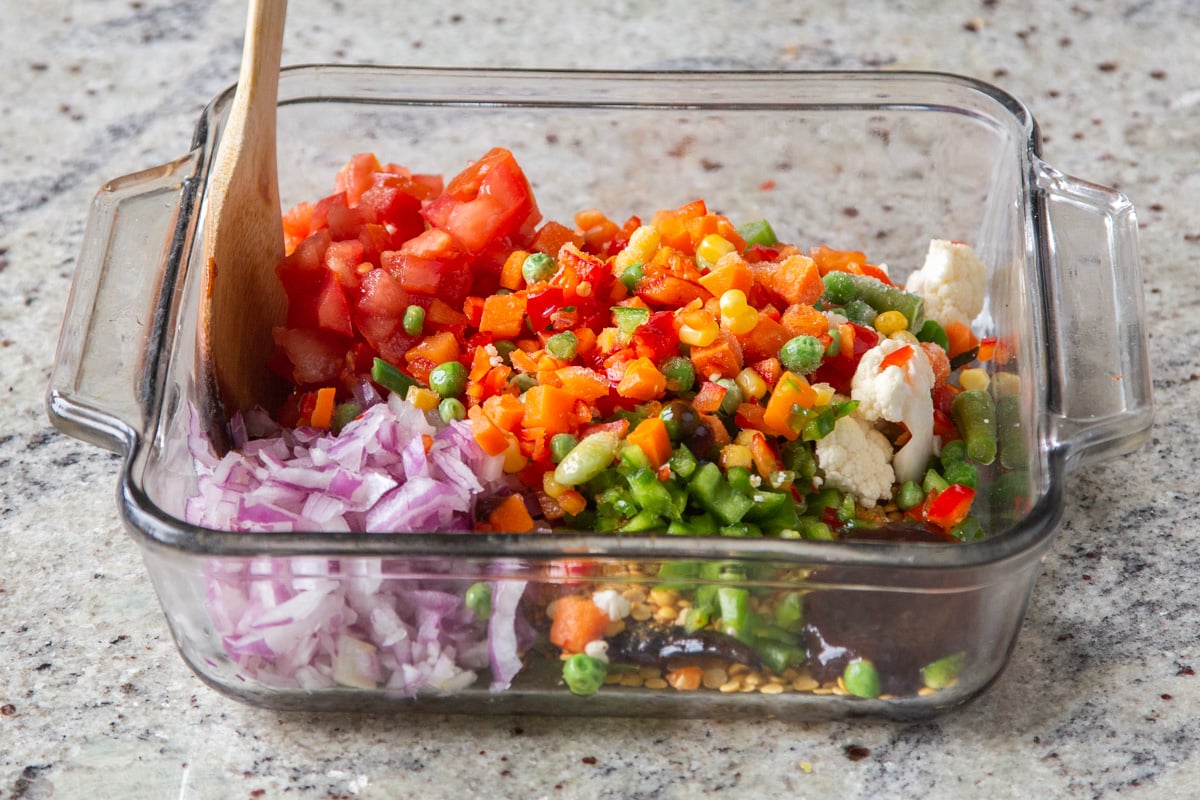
[[722, 307, 759, 335], [543, 471, 570, 499], [735, 367, 768, 401], [889, 329, 919, 344], [678, 310, 719, 347], [614, 225, 660, 274], [502, 438, 528, 473], [719, 289, 749, 313], [558, 489, 588, 517], [696, 234, 736, 269], [993, 371, 1022, 396], [406, 385, 440, 411], [719, 444, 754, 471], [959, 367, 990, 392], [874, 310, 909, 336]]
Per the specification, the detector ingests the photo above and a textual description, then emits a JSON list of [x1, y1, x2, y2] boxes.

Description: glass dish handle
[[1037, 160, 1154, 469], [47, 153, 200, 453]]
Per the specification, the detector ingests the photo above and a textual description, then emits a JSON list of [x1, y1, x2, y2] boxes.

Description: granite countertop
[[2, 1, 1198, 797]]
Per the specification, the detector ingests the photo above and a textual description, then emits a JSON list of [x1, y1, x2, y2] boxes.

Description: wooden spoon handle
[[199, 0, 289, 439]]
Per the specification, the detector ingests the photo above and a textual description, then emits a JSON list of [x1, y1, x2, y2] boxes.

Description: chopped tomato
[[422, 147, 541, 255]]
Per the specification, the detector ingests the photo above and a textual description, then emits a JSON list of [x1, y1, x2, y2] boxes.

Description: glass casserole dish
[[48, 67, 1152, 719]]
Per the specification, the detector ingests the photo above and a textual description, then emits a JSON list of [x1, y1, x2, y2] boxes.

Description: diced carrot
[[838, 322, 856, 358], [469, 345, 494, 381], [404, 330, 461, 367], [762, 371, 817, 439], [309, 387, 337, 429], [810, 244, 868, 275], [697, 254, 753, 297], [943, 320, 979, 360], [859, 262, 894, 285], [479, 293, 528, 338], [665, 665, 703, 691], [549, 595, 612, 654], [626, 416, 672, 469], [530, 220, 583, 256], [751, 254, 824, 307], [469, 406, 511, 456], [555, 365, 611, 402], [779, 303, 830, 338], [692, 380, 728, 414], [921, 341, 951, 384], [483, 393, 525, 432], [488, 494, 535, 533], [689, 331, 744, 380], [499, 249, 529, 291], [509, 347, 541, 375], [617, 357, 668, 401], [522, 384, 575, 434], [737, 313, 791, 363]]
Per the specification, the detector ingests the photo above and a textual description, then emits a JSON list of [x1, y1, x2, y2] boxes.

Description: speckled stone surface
[[2, 1, 1199, 797]]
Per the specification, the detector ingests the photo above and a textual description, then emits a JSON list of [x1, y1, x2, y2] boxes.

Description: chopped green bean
[[824, 271, 925, 330], [996, 393, 1028, 469], [371, 357, 418, 396], [951, 389, 998, 465], [895, 480, 925, 510]]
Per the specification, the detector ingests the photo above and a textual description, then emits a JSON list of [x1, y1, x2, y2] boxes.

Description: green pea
[[508, 372, 538, 392], [938, 438, 968, 466], [619, 262, 644, 292], [438, 397, 466, 423], [779, 335, 825, 374], [554, 431, 621, 486], [493, 340, 518, 364], [549, 433, 579, 463], [546, 331, 579, 360], [943, 460, 978, 489], [522, 252, 556, 284], [428, 360, 468, 398], [562, 653, 608, 696], [921, 651, 966, 689], [402, 304, 425, 336], [660, 356, 695, 393], [464, 582, 492, 621], [843, 658, 881, 698], [895, 480, 925, 511]]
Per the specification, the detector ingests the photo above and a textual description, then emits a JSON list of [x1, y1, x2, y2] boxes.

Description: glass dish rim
[[121, 64, 1060, 572]]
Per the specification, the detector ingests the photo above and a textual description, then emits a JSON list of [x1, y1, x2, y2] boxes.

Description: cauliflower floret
[[815, 413, 895, 508], [851, 337, 936, 484], [903, 239, 986, 327]]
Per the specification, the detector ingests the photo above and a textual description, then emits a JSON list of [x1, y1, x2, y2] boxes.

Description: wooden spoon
[[198, 0, 289, 451]]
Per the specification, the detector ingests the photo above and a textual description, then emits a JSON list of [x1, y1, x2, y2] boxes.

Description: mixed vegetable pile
[[189, 147, 1023, 699]]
